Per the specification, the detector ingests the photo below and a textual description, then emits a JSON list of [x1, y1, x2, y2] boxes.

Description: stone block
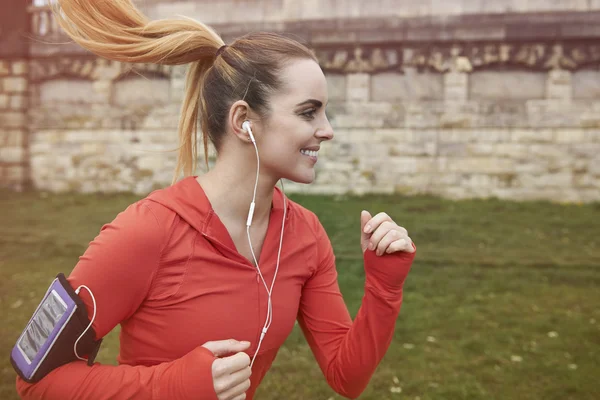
[[0, 147, 24, 163], [40, 79, 99, 104], [495, 143, 530, 159], [526, 0, 588, 12], [511, 128, 554, 142], [529, 144, 564, 160], [372, 128, 413, 143], [555, 129, 586, 143], [526, 100, 579, 127], [326, 74, 346, 101], [113, 76, 170, 106], [519, 172, 573, 188], [587, 130, 600, 142], [546, 70, 572, 100], [589, 158, 600, 175], [404, 103, 443, 128], [10, 95, 26, 110], [515, 162, 547, 174], [0, 94, 8, 109], [439, 142, 467, 156], [372, 70, 443, 101], [5, 130, 24, 147], [346, 73, 370, 102], [333, 113, 385, 128], [444, 157, 516, 174], [0, 112, 26, 128], [546, 84, 572, 101], [444, 72, 468, 87], [388, 142, 436, 157], [571, 144, 600, 158], [12, 61, 28, 75], [573, 69, 600, 99], [467, 143, 495, 155], [439, 112, 473, 128], [3, 77, 27, 93], [470, 71, 546, 100], [444, 85, 468, 102], [6, 166, 24, 181], [0, 61, 9, 75], [573, 173, 598, 188]]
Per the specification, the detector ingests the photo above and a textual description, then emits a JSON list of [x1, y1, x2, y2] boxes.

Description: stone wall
[[2, 1, 600, 202], [142, 0, 600, 24], [0, 61, 29, 191], [0, 0, 29, 191]]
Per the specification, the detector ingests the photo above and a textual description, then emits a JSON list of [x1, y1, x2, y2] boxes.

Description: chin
[[284, 169, 316, 185]]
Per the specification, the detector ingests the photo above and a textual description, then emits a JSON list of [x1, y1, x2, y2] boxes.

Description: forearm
[[324, 250, 413, 398], [324, 284, 403, 398], [16, 346, 217, 400]]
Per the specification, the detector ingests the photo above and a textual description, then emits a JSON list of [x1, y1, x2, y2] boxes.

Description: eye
[[300, 109, 317, 119]]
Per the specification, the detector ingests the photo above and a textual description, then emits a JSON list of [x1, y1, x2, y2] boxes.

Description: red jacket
[[16, 176, 416, 399]]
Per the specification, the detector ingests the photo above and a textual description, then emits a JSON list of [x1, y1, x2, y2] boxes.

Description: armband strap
[[10, 273, 103, 383]]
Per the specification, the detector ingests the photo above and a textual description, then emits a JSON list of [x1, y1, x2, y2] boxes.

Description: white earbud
[[242, 120, 255, 143]]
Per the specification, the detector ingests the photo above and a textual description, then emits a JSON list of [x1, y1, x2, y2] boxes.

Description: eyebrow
[[295, 99, 327, 108]]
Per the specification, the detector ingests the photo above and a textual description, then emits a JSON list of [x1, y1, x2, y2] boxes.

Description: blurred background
[[1, 1, 599, 399]]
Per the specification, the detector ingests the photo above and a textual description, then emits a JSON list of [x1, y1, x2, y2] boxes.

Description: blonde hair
[[52, 0, 317, 184]]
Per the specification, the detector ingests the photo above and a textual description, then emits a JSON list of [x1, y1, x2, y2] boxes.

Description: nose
[[316, 117, 334, 141]]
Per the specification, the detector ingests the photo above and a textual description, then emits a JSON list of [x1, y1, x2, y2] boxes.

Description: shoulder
[[101, 195, 182, 252], [286, 197, 326, 240], [286, 198, 334, 270]]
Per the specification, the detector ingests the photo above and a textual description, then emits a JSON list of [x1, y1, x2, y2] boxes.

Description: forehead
[[274, 59, 328, 105]]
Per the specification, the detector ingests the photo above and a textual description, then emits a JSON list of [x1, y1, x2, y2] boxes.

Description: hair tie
[[215, 44, 228, 58]]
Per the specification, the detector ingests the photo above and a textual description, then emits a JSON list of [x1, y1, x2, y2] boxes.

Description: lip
[[301, 146, 320, 151], [300, 149, 318, 164]]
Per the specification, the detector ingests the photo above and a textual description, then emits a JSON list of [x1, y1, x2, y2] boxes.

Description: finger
[[218, 376, 251, 399], [375, 229, 401, 256], [220, 352, 251, 375], [367, 221, 395, 251], [386, 237, 416, 254], [363, 212, 392, 234], [203, 339, 251, 357], [213, 366, 251, 394], [230, 394, 247, 400], [360, 210, 372, 250]]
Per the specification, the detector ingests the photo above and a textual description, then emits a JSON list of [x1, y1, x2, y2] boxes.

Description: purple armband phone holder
[[10, 273, 102, 383]]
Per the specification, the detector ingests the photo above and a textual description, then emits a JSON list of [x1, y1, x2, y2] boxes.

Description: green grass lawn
[[1, 189, 599, 399]]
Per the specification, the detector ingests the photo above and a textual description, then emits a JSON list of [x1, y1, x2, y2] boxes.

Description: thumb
[[202, 339, 251, 357], [360, 210, 372, 253]]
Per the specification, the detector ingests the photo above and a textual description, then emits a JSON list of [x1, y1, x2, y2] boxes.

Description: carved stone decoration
[[345, 48, 374, 73], [29, 56, 172, 83], [319, 46, 401, 73], [317, 42, 600, 74]]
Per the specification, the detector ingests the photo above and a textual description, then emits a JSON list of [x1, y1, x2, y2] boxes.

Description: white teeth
[[300, 149, 318, 157]]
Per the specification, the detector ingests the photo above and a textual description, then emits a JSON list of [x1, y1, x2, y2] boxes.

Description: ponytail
[[52, 0, 223, 183]]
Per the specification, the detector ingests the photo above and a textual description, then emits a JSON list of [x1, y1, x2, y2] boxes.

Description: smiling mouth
[[300, 149, 318, 157]]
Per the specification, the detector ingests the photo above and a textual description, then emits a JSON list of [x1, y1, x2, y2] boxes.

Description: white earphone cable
[[244, 123, 287, 368], [73, 285, 96, 362]]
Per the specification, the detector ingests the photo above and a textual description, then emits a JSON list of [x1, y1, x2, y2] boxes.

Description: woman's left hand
[[360, 210, 415, 255]]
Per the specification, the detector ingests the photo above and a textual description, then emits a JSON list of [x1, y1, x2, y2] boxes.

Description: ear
[[228, 100, 257, 143]]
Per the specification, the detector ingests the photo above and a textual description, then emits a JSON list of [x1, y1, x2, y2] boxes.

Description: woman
[[16, 0, 416, 399]]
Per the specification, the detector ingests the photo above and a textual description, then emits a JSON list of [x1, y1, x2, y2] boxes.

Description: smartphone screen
[[17, 290, 68, 363]]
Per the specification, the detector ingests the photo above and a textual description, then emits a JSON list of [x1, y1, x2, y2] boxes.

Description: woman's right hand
[[202, 339, 252, 400]]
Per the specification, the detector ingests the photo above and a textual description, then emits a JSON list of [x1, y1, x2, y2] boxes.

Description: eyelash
[[301, 109, 317, 119]]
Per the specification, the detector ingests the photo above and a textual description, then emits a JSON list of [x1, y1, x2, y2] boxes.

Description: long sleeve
[[15, 201, 217, 400], [297, 216, 416, 399]]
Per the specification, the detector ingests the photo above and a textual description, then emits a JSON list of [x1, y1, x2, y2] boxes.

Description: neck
[[196, 152, 279, 227]]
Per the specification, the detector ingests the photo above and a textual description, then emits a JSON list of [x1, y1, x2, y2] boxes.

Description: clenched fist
[[202, 339, 252, 400], [360, 210, 415, 255]]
